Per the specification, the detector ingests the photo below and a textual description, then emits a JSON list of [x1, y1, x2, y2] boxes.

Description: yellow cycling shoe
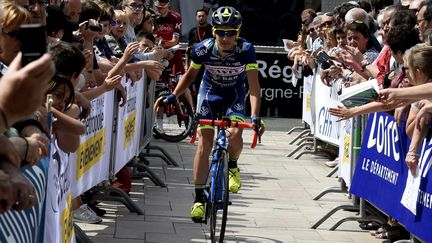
[[190, 202, 205, 223], [228, 167, 241, 193]]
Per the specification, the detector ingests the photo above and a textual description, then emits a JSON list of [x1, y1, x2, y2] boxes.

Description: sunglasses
[[321, 20, 333, 28], [307, 28, 315, 34], [214, 29, 238, 37]]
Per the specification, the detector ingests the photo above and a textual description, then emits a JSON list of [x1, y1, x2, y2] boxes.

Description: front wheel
[[153, 95, 194, 142], [209, 151, 229, 243]]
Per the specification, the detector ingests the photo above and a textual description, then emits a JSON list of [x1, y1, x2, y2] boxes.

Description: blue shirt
[[190, 37, 258, 89]]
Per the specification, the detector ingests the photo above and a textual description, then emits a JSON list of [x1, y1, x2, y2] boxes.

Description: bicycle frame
[[192, 118, 258, 242], [205, 127, 228, 208]]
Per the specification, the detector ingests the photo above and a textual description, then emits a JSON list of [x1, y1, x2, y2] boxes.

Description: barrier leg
[[329, 198, 387, 230], [310, 203, 358, 229], [326, 165, 339, 177], [313, 179, 346, 200], [295, 136, 313, 145], [287, 142, 314, 157], [330, 216, 385, 231], [287, 126, 305, 134], [140, 143, 179, 167], [289, 129, 310, 145], [74, 223, 93, 243], [92, 186, 144, 215], [129, 159, 166, 187], [294, 149, 325, 159]]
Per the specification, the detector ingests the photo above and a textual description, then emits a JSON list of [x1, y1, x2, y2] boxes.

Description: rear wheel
[[209, 151, 229, 243], [153, 95, 194, 142]]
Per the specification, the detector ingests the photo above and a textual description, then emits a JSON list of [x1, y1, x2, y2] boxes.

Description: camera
[[86, 22, 102, 32]]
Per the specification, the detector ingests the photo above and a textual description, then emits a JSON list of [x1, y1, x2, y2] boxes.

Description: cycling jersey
[[154, 10, 182, 44], [154, 10, 185, 74], [190, 37, 258, 122]]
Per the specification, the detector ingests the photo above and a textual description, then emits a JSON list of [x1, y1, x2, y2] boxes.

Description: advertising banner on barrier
[[313, 71, 342, 145], [69, 91, 114, 197], [0, 157, 49, 243], [44, 140, 75, 243], [338, 118, 353, 186], [114, 75, 144, 173], [350, 112, 432, 242], [255, 52, 302, 118], [302, 74, 314, 131]]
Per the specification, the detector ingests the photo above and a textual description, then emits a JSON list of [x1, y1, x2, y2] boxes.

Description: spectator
[[415, 1, 432, 42], [106, 10, 129, 58], [153, 0, 184, 75], [60, 0, 81, 43], [301, 8, 317, 24], [28, 0, 46, 24], [135, 10, 154, 35], [122, 0, 145, 43], [46, 5, 78, 40], [186, 8, 213, 95]]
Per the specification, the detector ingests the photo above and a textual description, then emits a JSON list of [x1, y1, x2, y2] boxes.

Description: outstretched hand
[[329, 105, 353, 121]]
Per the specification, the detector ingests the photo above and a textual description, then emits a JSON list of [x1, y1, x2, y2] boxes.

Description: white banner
[[313, 70, 342, 146], [302, 74, 314, 132], [114, 75, 144, 173], [69, 91, 114, 197], [338, 118, 353, 186], [44, 139, 75, 243]]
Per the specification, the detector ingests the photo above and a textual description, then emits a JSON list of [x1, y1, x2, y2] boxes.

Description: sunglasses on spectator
[[214, 29, 238, 37], [307, 28, 315, 34], [321, 20, 333, 28], [127, 3, 145, 11]]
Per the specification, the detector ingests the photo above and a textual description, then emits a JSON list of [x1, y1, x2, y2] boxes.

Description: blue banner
[[350, 112, 432, 242], [0, 157, 49, 243]]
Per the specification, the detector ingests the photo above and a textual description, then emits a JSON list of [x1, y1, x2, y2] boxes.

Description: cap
[[155, 0, 169, 8], [46, 5, 79, 34]]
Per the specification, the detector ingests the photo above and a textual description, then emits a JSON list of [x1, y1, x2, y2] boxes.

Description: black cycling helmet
[[211, 6, 242, 28]]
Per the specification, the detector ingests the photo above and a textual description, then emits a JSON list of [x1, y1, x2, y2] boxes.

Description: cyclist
[[156, 6, 264, 222]]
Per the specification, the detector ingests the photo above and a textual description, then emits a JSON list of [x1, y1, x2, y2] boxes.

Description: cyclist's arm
[[173, 64, 200, 97], [246, 68, 261, 117]]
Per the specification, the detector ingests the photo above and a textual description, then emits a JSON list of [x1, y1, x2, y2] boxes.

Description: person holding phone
[[0, 1, 56, 213]]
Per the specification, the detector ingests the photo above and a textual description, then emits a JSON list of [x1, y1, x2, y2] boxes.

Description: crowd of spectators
[[0, 0, 179, 226], [288, 0, 432, 241]]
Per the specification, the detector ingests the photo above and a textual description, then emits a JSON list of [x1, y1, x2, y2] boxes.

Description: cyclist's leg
[[225, 87, 247, 193], [191, 85, 222, 221]]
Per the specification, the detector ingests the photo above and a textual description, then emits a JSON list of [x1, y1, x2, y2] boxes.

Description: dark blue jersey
[[190, 37, 258, 89]]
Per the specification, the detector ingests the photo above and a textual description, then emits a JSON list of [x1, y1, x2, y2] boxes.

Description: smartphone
[[19, 24, 47, 66], [315, 51, 332, 65]]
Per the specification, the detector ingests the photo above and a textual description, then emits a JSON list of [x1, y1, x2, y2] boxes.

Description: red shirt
[[373, 45, 391, 86], [154, 10, 182, 45], [154, 10, 185, 74]]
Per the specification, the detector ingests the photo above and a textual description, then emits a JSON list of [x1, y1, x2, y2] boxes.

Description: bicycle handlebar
[[189, 119, 259, 148]]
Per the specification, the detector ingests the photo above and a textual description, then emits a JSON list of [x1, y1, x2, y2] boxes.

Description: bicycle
[[153, 72, 195, 142], [190, 117, 259, 243]]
